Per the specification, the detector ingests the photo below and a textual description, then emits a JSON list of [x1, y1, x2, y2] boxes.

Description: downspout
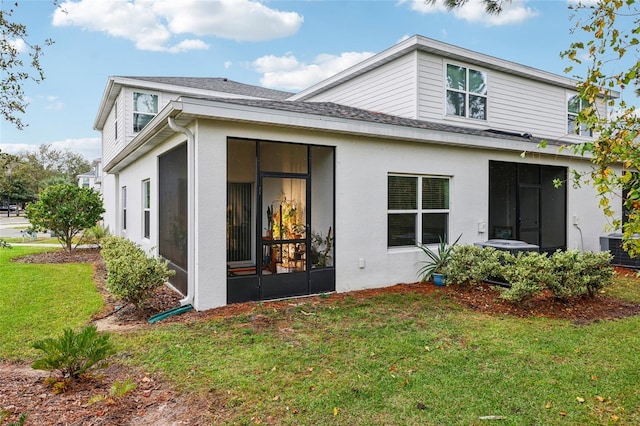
[[168, 116, 196, 308]]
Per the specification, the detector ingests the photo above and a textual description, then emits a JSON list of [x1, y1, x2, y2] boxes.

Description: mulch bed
[[2, 248, 640, 425]]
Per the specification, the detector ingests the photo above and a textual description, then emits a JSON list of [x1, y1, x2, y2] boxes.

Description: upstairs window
[[567, 94, 593, 137], [133, 92, 158, 132], [446, 64, 487, 120], [388, 175, 450, 248]]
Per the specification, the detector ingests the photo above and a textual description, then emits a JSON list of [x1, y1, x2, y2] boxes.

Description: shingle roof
[[121, 77, 293, 100], [186, 96, 556, 146]]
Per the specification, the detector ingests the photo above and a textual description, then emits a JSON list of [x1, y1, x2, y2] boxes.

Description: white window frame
[[142, 179, 150, 239], [567, 93, 593, 137], [445, 63, 488, 121], [133, 92, 158, 132], [387, 174, 451, 249]]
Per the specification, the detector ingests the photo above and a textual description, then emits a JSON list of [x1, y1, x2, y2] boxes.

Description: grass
[[2, 245, 640, 424], [0, 246, 104, 361], [118, 286, 640, 425]]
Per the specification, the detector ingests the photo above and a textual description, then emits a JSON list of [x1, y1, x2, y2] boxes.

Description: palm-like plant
[[417, 235, 461, 282]]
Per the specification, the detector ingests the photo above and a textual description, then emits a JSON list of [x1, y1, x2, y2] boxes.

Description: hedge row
[[442, 246, 614, 303]]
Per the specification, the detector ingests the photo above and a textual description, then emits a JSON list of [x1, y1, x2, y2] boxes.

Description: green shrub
[[443, 245, 504, 286], [101, 236, 175, 311], [436, 244, 616, 304], [31, 325, 115, 379], [26, 184, 105, 252], [580, 250, 615, 297], [81, 223, 110, 247], [416, 235, 460, 282], [546, 250, 614, 300], [500, 252, 551, 303]]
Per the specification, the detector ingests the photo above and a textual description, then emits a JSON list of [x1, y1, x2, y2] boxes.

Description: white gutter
[[167, 116, 196, 308]]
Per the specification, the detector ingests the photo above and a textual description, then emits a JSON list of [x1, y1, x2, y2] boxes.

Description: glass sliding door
[[489, 161, 566, 253]]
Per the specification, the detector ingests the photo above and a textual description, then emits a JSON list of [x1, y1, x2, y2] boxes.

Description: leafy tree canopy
[[26, 184, 105, 252], [0, 2, 55, 130], [561, 0, 640, 255], [425, 0, 505, 14], [0, 145, 90, 205]]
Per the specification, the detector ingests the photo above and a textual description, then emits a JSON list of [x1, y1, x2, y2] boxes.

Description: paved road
[[0, 215, 30, 238], [0, 215, 50, 241]]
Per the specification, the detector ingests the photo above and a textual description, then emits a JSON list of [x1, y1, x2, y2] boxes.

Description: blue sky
[[0, 0, 609, 161]]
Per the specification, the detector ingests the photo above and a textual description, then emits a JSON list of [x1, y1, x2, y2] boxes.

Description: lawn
[[0, 246, 104, 361], [119, 285, 640, 425], [2, 245, 640, 424]]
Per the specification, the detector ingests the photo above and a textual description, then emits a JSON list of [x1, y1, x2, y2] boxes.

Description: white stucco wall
[[194, 121, 616, 309], [102, 117, 618, 311]]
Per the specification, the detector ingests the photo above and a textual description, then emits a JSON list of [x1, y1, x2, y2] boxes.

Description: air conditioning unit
[[599, 233, 640, 269]]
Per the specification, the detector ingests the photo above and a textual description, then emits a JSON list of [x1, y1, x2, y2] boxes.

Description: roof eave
[[105, 96, 588, 173]]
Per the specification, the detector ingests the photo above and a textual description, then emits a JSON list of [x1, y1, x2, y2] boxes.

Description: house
[[77, 158, 103, 192], [93, 35, 621, 311]]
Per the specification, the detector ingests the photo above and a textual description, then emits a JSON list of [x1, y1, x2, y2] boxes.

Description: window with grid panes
[[446, 64, 487, 120], [388, 175, 450, 247], [567, 94, 593, 136]]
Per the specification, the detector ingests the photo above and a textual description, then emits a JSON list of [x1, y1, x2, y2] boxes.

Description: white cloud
[[400, 0, 539, 26], [43, 96, 64, 111], [154, 0, 304, 41], [52, 0, 303, 52], [224, 61, 232, 69], [7, 38, 27, 53], [253, 51, 375, 91], [3, 137, 101, 161]]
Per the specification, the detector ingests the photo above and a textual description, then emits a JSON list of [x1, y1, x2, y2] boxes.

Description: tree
[[561, 0, 640, 255], [26, 184, 105, 252], [21, 144, 91, 188], [0, 152, 36, 208], [425, 0, 506, 14], [1, 2, 55, 129], [0, 145, 91, 203]]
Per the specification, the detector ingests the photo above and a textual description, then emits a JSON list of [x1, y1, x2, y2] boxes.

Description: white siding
[[304, 52, 418, 118], [298, 50, 601, 146], [417, 52, 572, 140], [416, 51, 443, 120], [101, 101, 118, 166], [120, 88, 182, 147], [488, 72, 566, 140]]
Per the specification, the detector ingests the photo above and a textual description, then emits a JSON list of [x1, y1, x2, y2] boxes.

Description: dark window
[[388, 175, 450, 247]]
